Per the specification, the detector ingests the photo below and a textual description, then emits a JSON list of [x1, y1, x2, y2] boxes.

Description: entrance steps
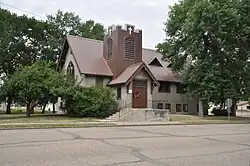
[[105, 108, 131, 121], [105, 108, 170, 122]]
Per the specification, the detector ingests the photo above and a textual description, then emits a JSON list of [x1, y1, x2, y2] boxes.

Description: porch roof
[[108, 62, 160, 86]]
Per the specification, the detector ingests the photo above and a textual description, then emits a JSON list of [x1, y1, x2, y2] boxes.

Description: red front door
[[132, 80, 147, 108]]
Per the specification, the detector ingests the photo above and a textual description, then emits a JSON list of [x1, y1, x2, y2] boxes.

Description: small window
[[183, 104, 188, 112], [157, 103, 163, 109], [176, 104, 182, 112], [165, 103, 171, 112], [66, 61, 75, 78], [117, 87, 121, 100], [133, 80, 147, 88], [96, 77, 104, 86], [176, 83, 186, 94], [159, 81, 170, 93]]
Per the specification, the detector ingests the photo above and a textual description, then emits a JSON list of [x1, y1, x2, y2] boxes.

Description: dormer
[[148, 57, 164, 67]]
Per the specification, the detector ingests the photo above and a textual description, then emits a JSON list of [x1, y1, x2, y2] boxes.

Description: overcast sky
[[1, 0, 177, 49]]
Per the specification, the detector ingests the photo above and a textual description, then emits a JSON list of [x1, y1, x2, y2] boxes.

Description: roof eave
[[56, 37, 68, 70], [83, 72, 113, 77], [125, 62, 160, 87]]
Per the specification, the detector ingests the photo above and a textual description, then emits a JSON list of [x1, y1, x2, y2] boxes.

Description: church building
[[57, 24, 198, 114]]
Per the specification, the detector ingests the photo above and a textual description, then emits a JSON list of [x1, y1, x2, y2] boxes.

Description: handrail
[[118, 101, 132, 119]]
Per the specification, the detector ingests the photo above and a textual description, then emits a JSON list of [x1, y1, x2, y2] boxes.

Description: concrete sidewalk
[[0, 121, 181, 128]]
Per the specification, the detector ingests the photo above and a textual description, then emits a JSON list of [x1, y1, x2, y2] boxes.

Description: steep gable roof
[[59, 35, 113, 76], [58, 35, 180, 82]]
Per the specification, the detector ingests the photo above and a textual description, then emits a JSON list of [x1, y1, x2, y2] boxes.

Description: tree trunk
[[6, 97, 12, 114], [198, 99, 204, 117], [53, 103, 56, 114], [26, 104, 31, 117], [30, 107, 34, 114], [230, 99, 237, 116], [41, 102, 47, 114]]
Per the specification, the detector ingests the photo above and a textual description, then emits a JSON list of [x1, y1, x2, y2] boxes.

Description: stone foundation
[[119, 109, 170, 122]]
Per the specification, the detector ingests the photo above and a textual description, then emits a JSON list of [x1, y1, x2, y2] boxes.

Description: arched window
[[124, 37, 135, 59], [66, 61, 75, 77], [107, 38, 112, 60]]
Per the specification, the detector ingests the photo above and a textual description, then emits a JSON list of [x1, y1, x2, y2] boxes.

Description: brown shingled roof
[[142, 48, 170, 67], [109, 63, 143, 85], [66, 35, 113, 76], [59, 35, 180, 83], [147, 65, 181, 82], [109, 62, 160, 86]]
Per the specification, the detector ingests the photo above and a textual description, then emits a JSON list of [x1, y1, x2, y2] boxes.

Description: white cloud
[[1, 0, 178, 49]]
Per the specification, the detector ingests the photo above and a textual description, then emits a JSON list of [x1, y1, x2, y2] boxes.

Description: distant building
[[237, 101, 250, 110]]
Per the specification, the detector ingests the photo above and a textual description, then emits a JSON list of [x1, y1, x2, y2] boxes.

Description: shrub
[[62, 86, 118, 118]]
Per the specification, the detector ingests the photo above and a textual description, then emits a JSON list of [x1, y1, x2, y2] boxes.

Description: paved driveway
[[0, 124, 250, 166]]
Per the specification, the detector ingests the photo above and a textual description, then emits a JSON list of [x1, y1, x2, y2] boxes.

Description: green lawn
[[0, 114, 99, 124], [0, 113, 116, 129], [1, 111, 250, 129], [169, 114, 250, 124]]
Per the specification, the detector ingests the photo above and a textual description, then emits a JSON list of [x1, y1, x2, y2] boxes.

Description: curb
[[1, 121, 250, 130], [0, 122, 183, 130], [0, 123, 118, 130]]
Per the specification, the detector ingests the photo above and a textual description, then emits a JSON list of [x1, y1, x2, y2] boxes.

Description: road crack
[[98, 139, 167, 166], [55, 129, 83, 140]]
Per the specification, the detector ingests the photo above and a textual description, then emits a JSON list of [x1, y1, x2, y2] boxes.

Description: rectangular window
[[159, 81, 170, 93], [176, 83, 186, 94], [117, 87, 121, 100], [176, 104, 182, 112], [96, 77, 104, 86], [157, 103, 164, 109], [133, 80, 147, 88], [165, 103, 171, 112], [183, 104, 188, 112]]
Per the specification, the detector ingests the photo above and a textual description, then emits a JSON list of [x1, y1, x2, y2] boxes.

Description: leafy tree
[[0, 61, 67, 117], [157, 0, 250, 115], [0, 9, 34, 113], [0, 9, 105, 114], [46, 10, 105, 61], [0, 9, 58, 113]]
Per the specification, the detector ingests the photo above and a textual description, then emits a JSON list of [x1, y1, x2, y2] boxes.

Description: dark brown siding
[[103, 25, 142, 79]]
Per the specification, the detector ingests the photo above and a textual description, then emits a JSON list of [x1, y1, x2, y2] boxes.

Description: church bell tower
[[103, 24, 142, 79]]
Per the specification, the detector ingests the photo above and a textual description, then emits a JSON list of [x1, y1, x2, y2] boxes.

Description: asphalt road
[[0, 124, 250, 166]]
